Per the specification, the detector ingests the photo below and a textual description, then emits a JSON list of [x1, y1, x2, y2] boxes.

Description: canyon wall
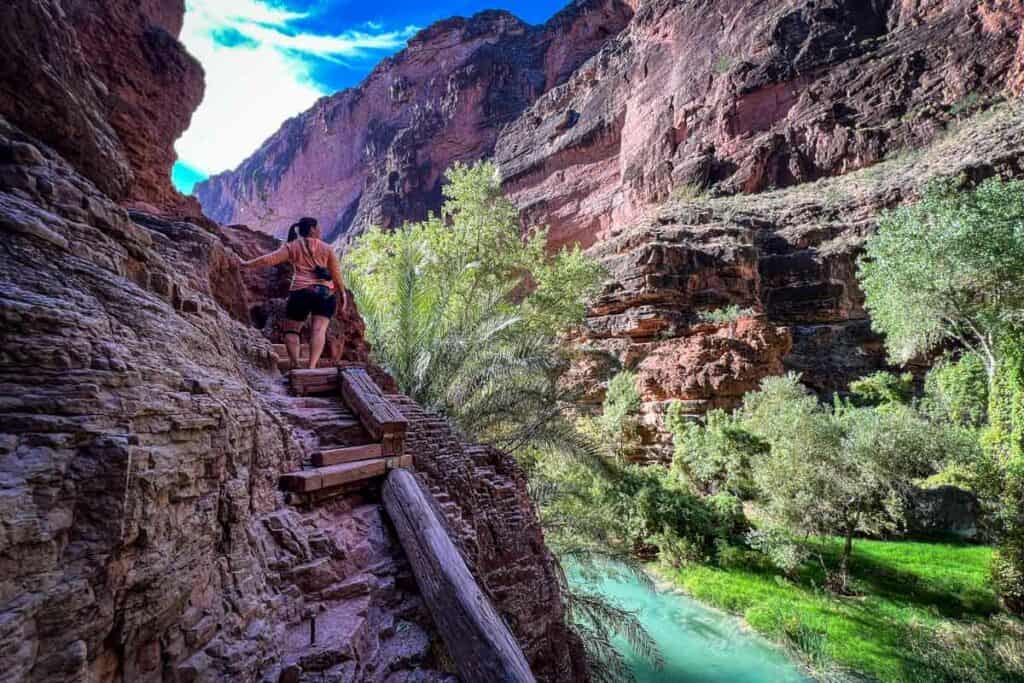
[[0, 1, 585, 680], [0, 0, 203, 214], [496, 0, 1023, 248], [574, 104, 1024, 458], [198, 0, 1023, 459], [194, 0, 634, 241]]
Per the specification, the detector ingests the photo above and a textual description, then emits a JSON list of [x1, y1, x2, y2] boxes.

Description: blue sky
[[173, 0, 568, 193]]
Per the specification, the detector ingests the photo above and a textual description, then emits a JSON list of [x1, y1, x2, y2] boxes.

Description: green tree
[[666, 403, 766, 498], [740, 374, 954, 590], [597, 370, 642, 454], [922, 352, 989, 427], [849, 371, 914, 407], [858, 177, 1024, 382], [985, 341, 1024, 614], [858, 177, 1024, 613], [345, 161, 603, 451]]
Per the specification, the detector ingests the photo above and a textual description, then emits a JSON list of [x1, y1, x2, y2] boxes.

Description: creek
[[567, 564, 812, 682]]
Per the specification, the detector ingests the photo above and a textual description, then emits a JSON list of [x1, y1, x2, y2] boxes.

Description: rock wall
[[572, 102, 1024, 459], [0, 0, 203, 214], [495, 0, 1022, 249], [194, 0, 634, 241]]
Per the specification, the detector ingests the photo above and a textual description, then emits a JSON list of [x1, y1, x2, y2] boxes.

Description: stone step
[[313, 443, 383, 467], [278, 357, 335, 372]]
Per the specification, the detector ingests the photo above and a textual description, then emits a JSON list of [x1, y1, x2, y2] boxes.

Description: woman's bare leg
[[308, 315, 330, 369], [283, 322, 302, 370]]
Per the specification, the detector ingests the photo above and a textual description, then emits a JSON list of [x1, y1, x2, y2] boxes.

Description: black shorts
[[285, 286, 337, 321]]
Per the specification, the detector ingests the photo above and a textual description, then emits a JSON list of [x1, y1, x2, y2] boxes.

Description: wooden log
[[340, 368, 407, 446], [382, 469, 536, 683], [313, 443, 383, 467], [281, 458, 387, 492], [288, 368, 340, 395], [321, 459, 386, 487]]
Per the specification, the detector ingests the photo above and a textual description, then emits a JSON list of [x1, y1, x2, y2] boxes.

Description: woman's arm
[[242, 245, 290, 268], [328, 250, 348, 308]]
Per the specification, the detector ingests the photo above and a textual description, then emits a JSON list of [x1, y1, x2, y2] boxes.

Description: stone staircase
[[272, 358, 412, 502]]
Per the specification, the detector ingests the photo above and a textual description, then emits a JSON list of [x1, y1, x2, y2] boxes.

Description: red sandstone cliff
[[0, 1, 586, 680], [0, 0, 204, 214], [496, 0, 1022, 249], [194, 0, 634, 241]]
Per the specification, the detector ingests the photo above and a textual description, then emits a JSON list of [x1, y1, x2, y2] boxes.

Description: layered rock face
[[496, 0, 1023, 249], [0, 0, 585, 680], [522, 0, 1023, 457], [575, 103, 1024, 459], [194, 0, 634, 241], [0, 0, 203, 213]]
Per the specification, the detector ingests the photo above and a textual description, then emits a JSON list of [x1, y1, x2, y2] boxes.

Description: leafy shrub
[[667, 403, 766, 497], [849, 371, 914, 407], [923, 353, 989, 427], [746, 527, 810, 577], [903, 615, 1024, 682], [697, 304, 755, 324], [615, 464, 718, 559], [670, 183, 706, 202], [713, 54, 734, 75], [600, 371, 642, 445], [706, 492, 747, 538]]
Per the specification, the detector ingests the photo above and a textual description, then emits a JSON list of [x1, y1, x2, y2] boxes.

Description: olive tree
[[740, 375, 960, 590]]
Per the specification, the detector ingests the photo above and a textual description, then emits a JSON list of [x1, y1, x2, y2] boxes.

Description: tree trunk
[[382, 469, 537, 683]]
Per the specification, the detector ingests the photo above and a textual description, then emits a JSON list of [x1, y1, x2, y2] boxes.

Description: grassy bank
[[670, 539, 1024, 682]]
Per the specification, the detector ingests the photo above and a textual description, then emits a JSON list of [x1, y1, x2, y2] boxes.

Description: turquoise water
[[569, 566, 812, 683]]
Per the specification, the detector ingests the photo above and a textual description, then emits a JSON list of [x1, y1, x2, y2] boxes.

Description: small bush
[[599, 371, 642, 447], [670, 183, 706, 202], [746, 527, 810, 577], [923, 353, 989, 427], [949, 91, 982, 118], [903, 615, 1024, 682], [668, 404, 766, 497], [849, 371, 914, 407], [697, 304, 755, 324], [713, 54, 734, 75]]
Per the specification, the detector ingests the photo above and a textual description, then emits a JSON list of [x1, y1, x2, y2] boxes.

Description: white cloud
[[175, 0, 416, 178]]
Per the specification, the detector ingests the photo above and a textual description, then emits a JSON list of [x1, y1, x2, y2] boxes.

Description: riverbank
[[665, 538, 1024, 682]]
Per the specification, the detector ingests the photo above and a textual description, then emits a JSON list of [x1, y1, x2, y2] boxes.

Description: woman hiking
[[242, 217, 347, 370]]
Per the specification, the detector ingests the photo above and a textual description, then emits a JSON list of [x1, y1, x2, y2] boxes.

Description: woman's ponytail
[[286, 223, 299, 242], [296, 216, 318, 238]]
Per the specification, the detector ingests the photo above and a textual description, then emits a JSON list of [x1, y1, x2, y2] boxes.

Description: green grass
[[671, 538, 1014, 682]]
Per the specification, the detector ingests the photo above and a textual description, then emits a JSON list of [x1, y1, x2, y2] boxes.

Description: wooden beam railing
[[382, 469, 536, 683], [339, 367, 407, 459]]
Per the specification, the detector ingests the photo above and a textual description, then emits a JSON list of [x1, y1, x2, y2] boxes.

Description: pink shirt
[[259, 238, 343, 292]]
